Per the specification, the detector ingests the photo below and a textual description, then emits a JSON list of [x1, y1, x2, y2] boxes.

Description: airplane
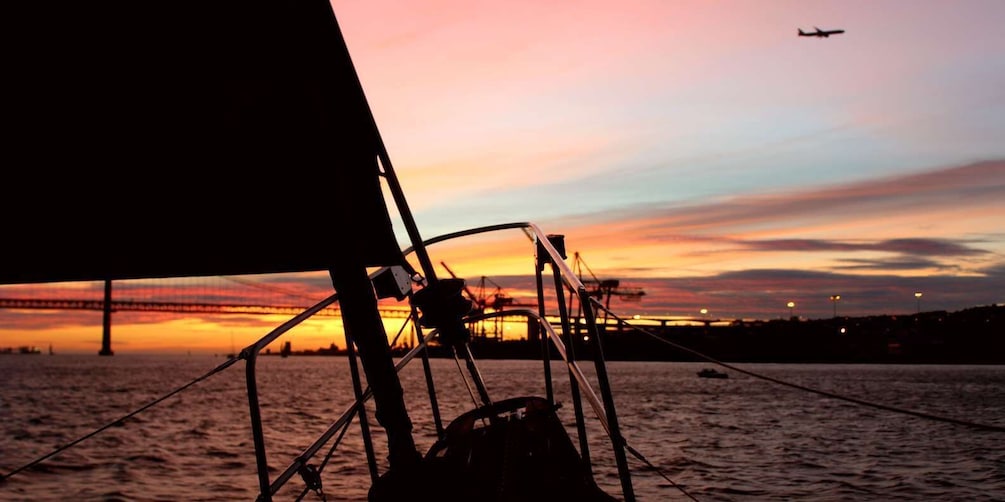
[[798, 26, 845, 38]]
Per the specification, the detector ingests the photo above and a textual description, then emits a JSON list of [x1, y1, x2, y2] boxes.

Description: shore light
[[915, 291, 923, 314], [830, 295, 841, 317]]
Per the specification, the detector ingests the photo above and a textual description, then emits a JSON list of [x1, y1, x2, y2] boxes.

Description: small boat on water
[[697, 368, 729, 379]]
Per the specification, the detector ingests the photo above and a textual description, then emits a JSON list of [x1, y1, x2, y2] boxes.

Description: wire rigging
[[598, 304, 1005, 433], [1, 356, 242, 481], [295, 407, 359, 502], [623, 443, 700, 502]]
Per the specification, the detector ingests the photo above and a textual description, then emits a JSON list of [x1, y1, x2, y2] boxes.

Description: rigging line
[[272, 337, 435, 496], [454, 348, 480, 407], [1, 356, 242, 481], [387, 311, 412, 349], [267, 338, 433, 495], [623, 444, 699, 502], [450, 343, 483, 413], [295, 407, 358, 502], [308, 325, 432, 486], [318, 406, 358, 471], [598, 304, 1005, 434]]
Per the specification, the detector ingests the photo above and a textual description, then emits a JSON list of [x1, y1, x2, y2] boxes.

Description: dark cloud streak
[[740, 237, 988, 257], [592, 159, 1005, 236]]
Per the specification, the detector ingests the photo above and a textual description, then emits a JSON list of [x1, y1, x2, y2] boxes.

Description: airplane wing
[[799, 27, 844, 38]]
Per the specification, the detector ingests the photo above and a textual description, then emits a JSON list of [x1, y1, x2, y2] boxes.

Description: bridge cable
[[598, 304, 1005, 433], [0, 356, 242, 482], [221, 275, 322, 303]]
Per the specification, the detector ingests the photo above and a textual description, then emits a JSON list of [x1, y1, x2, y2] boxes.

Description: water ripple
[[1, 356, 1002, 501]]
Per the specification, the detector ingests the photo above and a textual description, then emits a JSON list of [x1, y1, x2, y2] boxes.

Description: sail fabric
[[2, 1, 404, 284]]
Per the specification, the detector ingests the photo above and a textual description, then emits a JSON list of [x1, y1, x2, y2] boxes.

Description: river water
[[1, 355, 1002, 501]]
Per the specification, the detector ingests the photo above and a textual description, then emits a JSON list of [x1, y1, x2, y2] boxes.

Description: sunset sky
[[2, 0, 1003, 354]]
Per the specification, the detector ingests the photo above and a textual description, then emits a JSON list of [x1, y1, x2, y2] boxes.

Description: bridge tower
[[99, 279, 114, 356]]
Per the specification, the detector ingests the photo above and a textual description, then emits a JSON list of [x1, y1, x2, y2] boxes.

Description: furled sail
[[3, 1, 403, 284]]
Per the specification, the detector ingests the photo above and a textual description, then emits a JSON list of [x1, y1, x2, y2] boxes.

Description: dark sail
[[3, 1, 403, 284]]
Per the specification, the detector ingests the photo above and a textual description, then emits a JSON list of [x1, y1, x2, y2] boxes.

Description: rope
[[0, 356, 241, 481], [623, 443, 699, 502], [295, 403, 359, 502], [600, 306, 1005, 433], [452, 345, 482, 411]]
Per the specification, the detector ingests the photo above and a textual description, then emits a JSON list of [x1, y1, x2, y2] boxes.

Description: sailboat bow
[[3, 2, 637, 500]]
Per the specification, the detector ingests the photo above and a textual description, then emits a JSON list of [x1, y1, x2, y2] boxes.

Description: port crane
[[570, 252, 645, 325]]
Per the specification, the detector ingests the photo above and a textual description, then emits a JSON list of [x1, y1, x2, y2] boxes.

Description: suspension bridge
[[1, 274, 728, 356], [0, 275, 412, 355]]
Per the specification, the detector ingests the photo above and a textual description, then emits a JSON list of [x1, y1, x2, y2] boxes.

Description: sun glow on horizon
[[2, 1, 1003, 352]]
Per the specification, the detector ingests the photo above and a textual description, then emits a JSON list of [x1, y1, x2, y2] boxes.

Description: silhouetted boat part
[[1, 2, 634, 500], [697, 368, 729, 379]]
